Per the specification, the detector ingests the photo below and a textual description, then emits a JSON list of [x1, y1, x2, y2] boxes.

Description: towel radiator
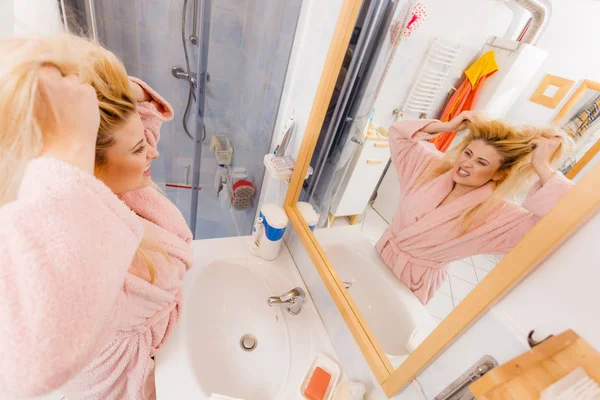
[[401, 37, 461, 118]]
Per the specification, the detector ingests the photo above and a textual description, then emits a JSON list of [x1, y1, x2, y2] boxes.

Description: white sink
[[316, 227, 436, 362], [186, 261, 290, 399], [155, 236, 337, 400]]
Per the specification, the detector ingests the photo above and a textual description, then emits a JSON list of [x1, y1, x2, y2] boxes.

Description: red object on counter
[[303, 366, 331, 400]]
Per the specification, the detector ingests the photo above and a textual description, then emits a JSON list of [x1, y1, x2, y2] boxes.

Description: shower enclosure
[[60, 0, 301, 239]]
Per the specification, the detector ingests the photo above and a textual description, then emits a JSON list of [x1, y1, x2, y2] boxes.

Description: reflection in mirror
[[297, 0, 600, 370], [554, 81, 600, 177]]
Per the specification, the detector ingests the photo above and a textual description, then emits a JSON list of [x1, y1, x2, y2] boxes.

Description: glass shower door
[[189, 0, 302, 239], [72, 0, 301, 239]]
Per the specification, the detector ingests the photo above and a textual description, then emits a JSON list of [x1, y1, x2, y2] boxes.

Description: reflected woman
[[377, 111, 573, 304]]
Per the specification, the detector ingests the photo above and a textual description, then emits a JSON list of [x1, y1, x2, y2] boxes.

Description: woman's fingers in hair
[[459, 110, 478, 122], [532, 137, 562, 153]]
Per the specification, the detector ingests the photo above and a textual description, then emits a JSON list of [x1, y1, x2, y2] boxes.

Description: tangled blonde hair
[[422, 117, 573, 233], [0, 33, 166, 283]]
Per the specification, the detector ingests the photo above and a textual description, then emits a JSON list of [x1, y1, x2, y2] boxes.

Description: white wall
[[0, 0, 13, 37], [372, 0, 514, 127], [504, 0, 600, 125], [256, 0, 344, 213], [13, 0, 63, 36]]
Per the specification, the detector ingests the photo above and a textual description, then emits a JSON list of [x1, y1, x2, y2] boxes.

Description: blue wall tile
[[253, 0, 283, 29], [171, 109, 197, 160], [241, 12, 259, 61], [206, 78, 236, 110], [137, 28, 185, 70], [97, 0, 134, 23], [100, 20, 137, 64], [211, 7, 244, 48], [254, 21, 279, 71], [204, 108, 233, 134], [124, 63, 139, 77], [269, 33, 292, 89], [280, 0, 302, 36], [215, 0, 248, 11], [135, 0, 178, 32], [207, 43, 242, 80], [231, 123, 253, 154], [261, 82, 282, 130], [138, 65, 178, 106]]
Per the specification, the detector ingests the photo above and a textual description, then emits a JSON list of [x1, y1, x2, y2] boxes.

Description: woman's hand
[[446, 110, 477, 132], [129, 79, 151, 102], [531, 136, 562, 185], [38, 66, 100, 174], [421, 110, 478, 135]]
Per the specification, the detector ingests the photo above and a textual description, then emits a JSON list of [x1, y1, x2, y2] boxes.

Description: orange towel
[[431, 50, 499, 152]]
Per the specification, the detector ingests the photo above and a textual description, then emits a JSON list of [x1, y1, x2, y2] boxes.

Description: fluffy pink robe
[[376, 119, 573, 305], [61, 79, 193, 399], [0, 157, 143, 398]]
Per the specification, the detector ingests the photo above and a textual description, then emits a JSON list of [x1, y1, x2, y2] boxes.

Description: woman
[[0, 35, 191, 400], [377, 112, 573, 305], [0, 39, 138, 397], [60, 37, 193, 400]]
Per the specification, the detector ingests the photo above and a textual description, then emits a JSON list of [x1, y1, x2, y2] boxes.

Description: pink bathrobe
[[61, 79, 193, 399], [0, 158, 143, 398], [376, 119, 573, 305]]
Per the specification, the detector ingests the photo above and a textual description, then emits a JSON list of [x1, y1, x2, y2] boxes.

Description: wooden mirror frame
[[283, 1, 600, 396], [553, 79, 600, 179]]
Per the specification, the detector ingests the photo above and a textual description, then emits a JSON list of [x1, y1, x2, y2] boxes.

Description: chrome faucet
[[172, 66, 198, 89], [268, 287, 306, 315]]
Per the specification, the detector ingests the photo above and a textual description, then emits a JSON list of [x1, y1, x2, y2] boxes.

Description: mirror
[[553, 80, 600, 178], [286, 0, 600, 396]]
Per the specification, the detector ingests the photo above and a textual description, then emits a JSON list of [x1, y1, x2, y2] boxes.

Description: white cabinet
[[330, 138, 391, 221]]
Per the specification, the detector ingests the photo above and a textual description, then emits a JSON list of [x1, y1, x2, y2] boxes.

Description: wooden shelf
[[470, 330, 600, 399]]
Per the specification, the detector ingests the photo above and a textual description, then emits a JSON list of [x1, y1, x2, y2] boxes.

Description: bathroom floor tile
[[449, 276, 476, 300], [463, 256, 475, 266], [448, 261, 478, 285], [471, 254, 500, 271], [426, 292, 454, 320], [438, 279, 452, 297]]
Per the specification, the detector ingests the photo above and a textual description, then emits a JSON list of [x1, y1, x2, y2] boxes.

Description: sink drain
[[240, 334, 257, 352]]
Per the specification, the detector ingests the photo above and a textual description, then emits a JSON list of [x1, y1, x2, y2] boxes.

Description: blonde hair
[[421, 117, 572, 233], [0, 33, 166, 283], [0, 35, 86, 204]]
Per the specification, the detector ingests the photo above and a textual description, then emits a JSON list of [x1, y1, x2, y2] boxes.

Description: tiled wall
[[227, 0, 301, 234], [96, 0, 301, 237]]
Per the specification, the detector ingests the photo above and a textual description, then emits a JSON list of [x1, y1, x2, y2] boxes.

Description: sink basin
[[186, 262, 290, 399], [155, 236, 337, 400], [321, 233, 436, 359]]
